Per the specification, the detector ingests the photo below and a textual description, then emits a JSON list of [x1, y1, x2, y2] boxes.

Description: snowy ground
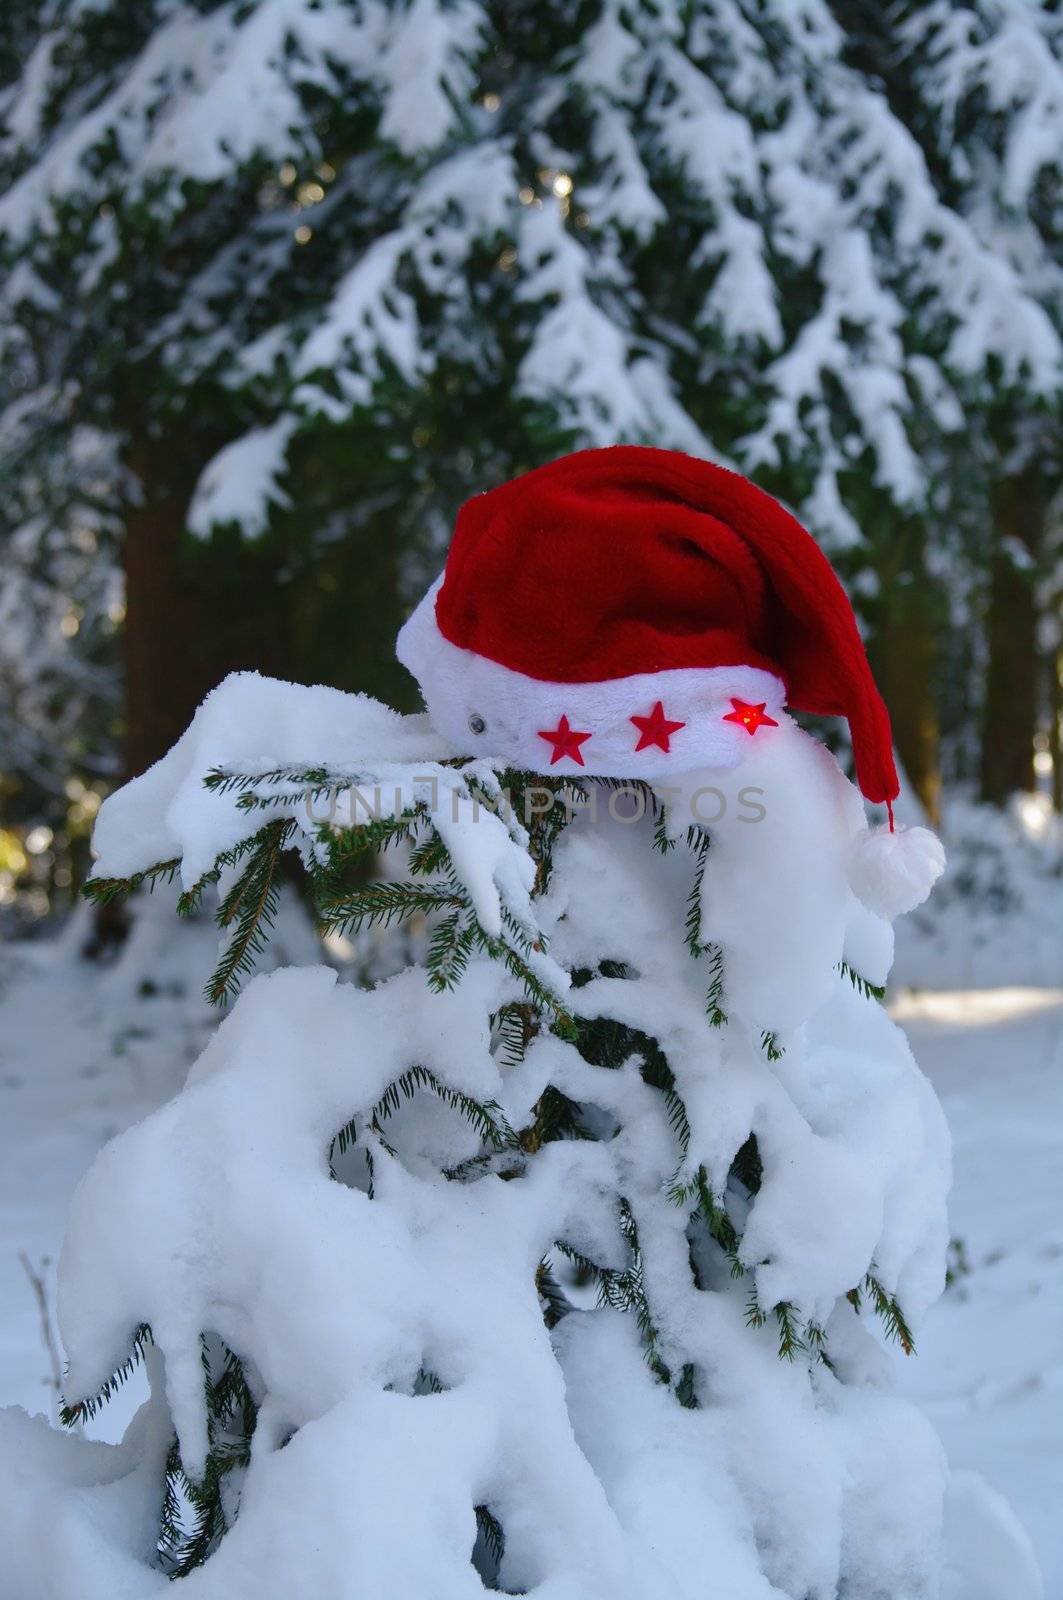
[[0, 909, 1059, 1593], [892, 986, 1063, 1598]]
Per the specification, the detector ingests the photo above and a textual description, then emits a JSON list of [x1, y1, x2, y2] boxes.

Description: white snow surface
[[893, 794, 1063, 989], [0, 675, 1054, 1596]]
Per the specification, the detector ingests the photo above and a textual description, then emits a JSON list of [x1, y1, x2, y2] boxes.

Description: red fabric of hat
[[433, 446, 898, 805]]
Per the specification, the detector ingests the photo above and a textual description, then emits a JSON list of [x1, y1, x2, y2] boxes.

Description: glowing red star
[[722, 698, 779, 735], [538, 713, 592, 766], [630, 700, 686, 754]]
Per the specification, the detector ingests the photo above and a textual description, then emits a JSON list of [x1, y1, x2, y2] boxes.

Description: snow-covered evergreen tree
[[7, 0, 1048, 544], [3, 0, 1061, 818], [0, 667, 961, 1597], [889, 0, 1063, 799], [0, 437, 1041, 1597]]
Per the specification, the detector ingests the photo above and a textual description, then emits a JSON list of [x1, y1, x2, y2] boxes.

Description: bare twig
[[18, 1252, 64, 1404]]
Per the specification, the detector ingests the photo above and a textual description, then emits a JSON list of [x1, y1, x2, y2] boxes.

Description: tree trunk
[[122, 485, 216, 780], [979, 467, 1043, 805], [1050, 648, 1062, 814], [869, 516, 942, 825], [121, 431, 293, 781]]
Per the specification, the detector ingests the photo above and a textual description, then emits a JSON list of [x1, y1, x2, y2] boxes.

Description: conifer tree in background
[[888, 0, 1063, 802], [2, 0, 1061, 903]]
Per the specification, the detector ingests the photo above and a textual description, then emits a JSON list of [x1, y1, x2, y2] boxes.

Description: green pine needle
[[838, 960, 888, 1002], [317, 881, 464, 936], [60, 1323, 153, 1427], [864, 1272, 916, 1355], [81, 859, 180, 905], [205, 819, 296, 1005], [760, 1030, 784, 1062], [370, 1064, 516, 1153]]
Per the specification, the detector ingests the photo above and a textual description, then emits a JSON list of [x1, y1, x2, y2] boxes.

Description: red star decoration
[[722, 698, 779, 736], [630, 700, 686, 754], [538, 713, 592, 766]]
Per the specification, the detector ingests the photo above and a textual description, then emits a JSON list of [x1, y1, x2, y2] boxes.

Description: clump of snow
[[187, 418, 297, 542], [0, 1382, 172, 1600], [516, 201, 710, 456], [87, 672, 563, 991], [667, 725, 867, 1037], [89, 671, 452, 887], [377, 0, 484, 157], [941, 1469, 1044, 1600], [295, 232, 424, 399]]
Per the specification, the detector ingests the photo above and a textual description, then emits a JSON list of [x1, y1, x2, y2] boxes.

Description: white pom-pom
[[848, 823, 946, 921]]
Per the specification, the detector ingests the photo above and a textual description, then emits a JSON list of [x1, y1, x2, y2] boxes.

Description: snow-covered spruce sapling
[[69, 740, 937, 1594], [26, 451, 957, 1596]]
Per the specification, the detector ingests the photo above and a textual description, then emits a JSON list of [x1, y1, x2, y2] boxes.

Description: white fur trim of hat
[[397, 580, 788, 780]]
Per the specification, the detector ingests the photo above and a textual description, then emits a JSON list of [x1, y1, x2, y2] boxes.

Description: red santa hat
[[398, 445, 899, 803], [398, 446, 947, 917]]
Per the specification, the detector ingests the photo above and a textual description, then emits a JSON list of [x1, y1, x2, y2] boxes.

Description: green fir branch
[[652, 805, 676, 854], [159, 1437, 185, 1562], [745, 1287, 767, 1329], [60, 1322, 153, 1426], [838, 960, 887, 1002], [474, 1503, 506, 1572], [638, 1044, 692, 1160], [161, 1337, 258, 1576], [491, 1002, 536, 1070], [518, 1084, 586, 1153], [316, 811, 421, 876], [671, 1164, 742, 1265], [328, 1113, 360, 1176], [501, 769, 586, 894], [536, 1257, 571, 1329], [760, 1030, 784, 1062], [845, 1272, 916, 1355], [317, 880, 464, 936], [82, 859, 180, 905], [864, 1272, 916, 1355], [231, 788, 317, 812], [744, 1290, 806, 1360], [595, 1200, 667, 1379], [425, 908, 479, 991], [675, 1362, 700, 1409], [773, 1301, 804, 1361], [474, 925, 576, 1038], [684, 843, 709, 957], [680, 830, 729, 1026], [177, 825, 294, 919], [371, 1064, 515, 1153], [203, 765, 330, 794], [206, 819, 296, 1005], [730, 1134, 763, 1197], [705, 943, 727, 1028], [407, 827, 450, 877]]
